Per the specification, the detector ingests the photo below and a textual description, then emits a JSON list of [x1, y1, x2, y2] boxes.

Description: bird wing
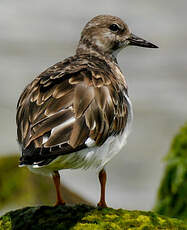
[[16, 55, 128, 165]]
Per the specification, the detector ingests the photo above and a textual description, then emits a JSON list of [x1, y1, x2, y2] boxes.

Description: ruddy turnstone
[[16, 15, 158, 207]]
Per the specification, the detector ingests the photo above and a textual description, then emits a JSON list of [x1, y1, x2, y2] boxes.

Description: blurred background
[[0, 0, 187, 213]]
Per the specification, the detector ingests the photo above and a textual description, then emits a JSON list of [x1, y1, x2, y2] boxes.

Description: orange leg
[[97, 168, 107, 208], [52, 171, 65, 206]]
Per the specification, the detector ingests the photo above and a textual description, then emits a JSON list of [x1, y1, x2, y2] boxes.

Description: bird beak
[[128, 33, 158, 48]]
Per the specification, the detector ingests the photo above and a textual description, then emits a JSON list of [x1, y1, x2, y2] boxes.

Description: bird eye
[[109, 24, 120, 32]]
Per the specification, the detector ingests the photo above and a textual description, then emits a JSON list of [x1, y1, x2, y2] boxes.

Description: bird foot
[[97, 201, 107, 208], [54, 201, 66, 206]]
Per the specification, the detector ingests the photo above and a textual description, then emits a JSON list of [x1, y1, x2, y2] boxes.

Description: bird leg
[[52, 170, 65, 206], [97, 168, 107, 207]]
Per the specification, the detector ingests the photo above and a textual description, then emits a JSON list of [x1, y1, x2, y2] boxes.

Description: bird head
[[76, 15, 158, 57]]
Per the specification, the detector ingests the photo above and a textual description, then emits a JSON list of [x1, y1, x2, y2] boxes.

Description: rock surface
[[0, 205, 186, 230]]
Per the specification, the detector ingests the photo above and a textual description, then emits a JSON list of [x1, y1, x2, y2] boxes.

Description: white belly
[[28, 94, 133, 175]]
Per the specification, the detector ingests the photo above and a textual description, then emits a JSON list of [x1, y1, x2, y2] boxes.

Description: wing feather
[[44, 123, 73, 147], [45, 91, 74, 116], [69, 117, 90, 148], [74, 84, 94, 118]]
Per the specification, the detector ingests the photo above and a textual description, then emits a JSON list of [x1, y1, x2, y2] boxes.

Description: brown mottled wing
[[16, 55, 128, 165]]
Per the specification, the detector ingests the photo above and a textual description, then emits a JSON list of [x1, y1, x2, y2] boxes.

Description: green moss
[[0, 215, 12, 230], [154, 123, 187, 222], [0, 205, 186, 230]]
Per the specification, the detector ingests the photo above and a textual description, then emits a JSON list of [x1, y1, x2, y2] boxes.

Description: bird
[[16, 15, 158, 207]]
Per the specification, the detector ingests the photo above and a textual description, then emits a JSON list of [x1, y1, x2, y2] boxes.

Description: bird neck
[[76, 38, 118, 64]]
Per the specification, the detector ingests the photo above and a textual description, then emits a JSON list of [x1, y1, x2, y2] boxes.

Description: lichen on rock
[[0, 205, 186, 230]]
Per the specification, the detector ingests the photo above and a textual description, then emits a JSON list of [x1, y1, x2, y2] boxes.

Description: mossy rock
[[0, 205, 186, 230], [154, 123, 187, 222], [0, 155, 91, 210]]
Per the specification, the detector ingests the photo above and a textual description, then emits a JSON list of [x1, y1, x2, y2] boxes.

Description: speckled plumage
[[17, 53, 129, 168]]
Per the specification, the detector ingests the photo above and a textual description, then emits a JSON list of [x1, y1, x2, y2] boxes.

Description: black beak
[[128, 33, 158, 48]]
